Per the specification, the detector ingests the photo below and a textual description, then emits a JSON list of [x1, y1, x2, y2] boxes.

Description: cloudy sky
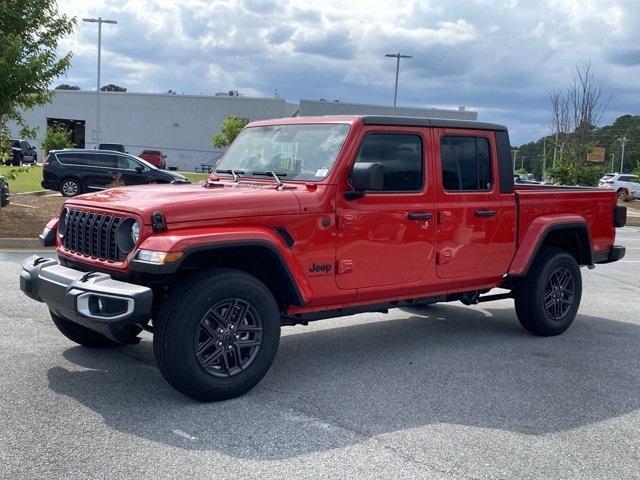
[[56, 0, 640, 144]]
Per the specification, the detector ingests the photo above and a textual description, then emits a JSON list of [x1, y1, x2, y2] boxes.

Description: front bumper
[[20, 255, 153, 343]]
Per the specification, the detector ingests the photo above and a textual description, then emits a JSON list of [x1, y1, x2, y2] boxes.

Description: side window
[[353, 133, 423, 191], [90, 154, 116, 168], [116, 155, 140, 170], [441, 136, 492, 191], [57, 153, 88, 166]]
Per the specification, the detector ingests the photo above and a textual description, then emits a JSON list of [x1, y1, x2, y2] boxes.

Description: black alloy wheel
[[194, 299, 263, 378]]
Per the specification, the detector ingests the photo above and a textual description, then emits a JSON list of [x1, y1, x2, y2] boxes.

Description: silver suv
[[598, 173, 640, 200]]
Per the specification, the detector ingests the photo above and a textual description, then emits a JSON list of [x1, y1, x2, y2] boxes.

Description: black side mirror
[[352, 162, 383, 190], [135, 166, 144, 173]]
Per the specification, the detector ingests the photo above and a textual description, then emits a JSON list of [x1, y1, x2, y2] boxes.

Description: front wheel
[[514, 247, 582, 336], [153, 268, 281, 401]]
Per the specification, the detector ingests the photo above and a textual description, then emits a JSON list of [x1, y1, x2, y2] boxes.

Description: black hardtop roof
[[360, 115, 508, 132]]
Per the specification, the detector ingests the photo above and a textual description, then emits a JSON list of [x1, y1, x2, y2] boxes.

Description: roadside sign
[[587, 146, 606, 163]]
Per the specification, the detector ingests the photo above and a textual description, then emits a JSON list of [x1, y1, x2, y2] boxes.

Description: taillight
[[43, 161, 49, 168]]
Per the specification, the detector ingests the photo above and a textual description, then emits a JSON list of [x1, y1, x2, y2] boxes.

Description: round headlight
[[116, 218, 139, 254], [131, 221, 140, 244], [58, 208, 68, 238]]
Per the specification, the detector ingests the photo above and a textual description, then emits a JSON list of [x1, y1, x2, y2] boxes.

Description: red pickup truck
[[20, 115, 626, 401], [138, 149, 167, 169]]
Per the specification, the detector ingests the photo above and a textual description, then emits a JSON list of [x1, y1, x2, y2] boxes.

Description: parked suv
[[42, 149, 188, 196], [138, 149, 167, 169], [598, 173, 640, 199]]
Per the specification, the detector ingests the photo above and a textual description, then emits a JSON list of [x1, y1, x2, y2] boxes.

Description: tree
[[55, 84, 81, 90], [548, 63, 611, 184], [100, 84, 127, 92], [211, 115, 249, 148], [42, 125, 74, 154], [0, 0, 75, 157]]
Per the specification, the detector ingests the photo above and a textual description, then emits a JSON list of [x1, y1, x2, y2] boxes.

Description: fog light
[[77, 293, 133, 319], [136, 250, 183, 264]]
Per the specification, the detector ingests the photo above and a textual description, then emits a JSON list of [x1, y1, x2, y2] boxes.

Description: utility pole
[[512, 149, 518, 169], [618, 137, 629, 173], [542, 137, 547, 180], [610, 153, 615, 173], [83, 17, 118, 145], [521, 155, 525, 170], [559, 142, 565, 163], [385, 52, 412, 111]]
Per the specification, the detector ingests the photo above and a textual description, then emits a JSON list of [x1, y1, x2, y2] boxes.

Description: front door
[[432, 128, 504, 279], [335, 127, 436, 290], [114, 154, 149, 186]]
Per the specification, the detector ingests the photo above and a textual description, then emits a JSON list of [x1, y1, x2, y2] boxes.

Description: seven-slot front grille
[[62, 209, 125, 262]]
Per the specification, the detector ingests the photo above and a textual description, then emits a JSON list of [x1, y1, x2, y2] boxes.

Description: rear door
[[335, 127, 436, 290], [55, 152, 114, 190], [433, 128, 511, 280]]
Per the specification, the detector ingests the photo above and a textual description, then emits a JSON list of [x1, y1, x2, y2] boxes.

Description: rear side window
[[441, 136, 492, 191], [57, 153, 115, 167], [619, 176, 638, 182], [353, 133, 423, 191]]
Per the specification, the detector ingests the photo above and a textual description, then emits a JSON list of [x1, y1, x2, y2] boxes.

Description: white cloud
[[54, 0, 640, 143]]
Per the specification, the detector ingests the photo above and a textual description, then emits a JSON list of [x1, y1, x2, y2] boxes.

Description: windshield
[[216, 123, 350, 181]]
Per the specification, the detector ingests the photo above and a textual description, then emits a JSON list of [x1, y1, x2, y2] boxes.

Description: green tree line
[[514, 114, 640, 186]]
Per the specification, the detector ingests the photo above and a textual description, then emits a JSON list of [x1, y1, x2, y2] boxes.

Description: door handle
[[474, 209, 496, 218], [407, 212, 433, 220]]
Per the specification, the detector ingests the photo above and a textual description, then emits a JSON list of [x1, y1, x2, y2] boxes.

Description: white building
[[14, 90, 477, 171]]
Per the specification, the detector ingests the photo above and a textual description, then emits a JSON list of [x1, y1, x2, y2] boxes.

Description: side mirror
[[352, 162, 383, 190], [135, 166, 144, 173]]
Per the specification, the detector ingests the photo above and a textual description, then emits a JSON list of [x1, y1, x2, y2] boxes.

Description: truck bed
[[515, 184, 617, 254]]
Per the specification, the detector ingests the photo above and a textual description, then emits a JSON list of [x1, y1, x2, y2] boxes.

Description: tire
[[514, 247, 582, 336], [60, 177, 82, 197], [154, 268, 281, 401], [617, 188, 629, 200], [50, 311, 119, 347]]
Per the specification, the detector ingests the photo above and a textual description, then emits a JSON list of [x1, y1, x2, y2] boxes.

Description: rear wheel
[[60, 177, 82, 197], [154, 268, 281, 401], [617, 188, 629, 200], [514, 247, 582, 336]]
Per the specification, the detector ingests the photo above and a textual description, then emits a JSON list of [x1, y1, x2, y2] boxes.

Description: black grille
[[62, 209, 124, 262]]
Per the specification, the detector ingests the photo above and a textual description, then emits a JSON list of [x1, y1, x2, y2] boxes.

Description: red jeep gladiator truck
[[20, 116, 627, 401]]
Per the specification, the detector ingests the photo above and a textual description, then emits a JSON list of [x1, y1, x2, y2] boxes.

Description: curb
[[0, 238, 51, 249], [14, 190, 58, 196]]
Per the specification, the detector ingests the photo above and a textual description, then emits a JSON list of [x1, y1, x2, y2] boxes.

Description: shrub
[[42, 126, 74, 156]]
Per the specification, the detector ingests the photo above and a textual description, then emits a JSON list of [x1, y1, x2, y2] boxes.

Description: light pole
[[385, 52, 412, 110], [83, 17, 117, 145], [618, 136, 629, 173]]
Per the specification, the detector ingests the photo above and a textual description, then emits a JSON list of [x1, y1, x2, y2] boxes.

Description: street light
[[385, 52, 412, 110], [83, 17, 117, 145]]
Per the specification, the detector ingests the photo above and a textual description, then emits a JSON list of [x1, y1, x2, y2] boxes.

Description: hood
[[66, 182, 301, 225]]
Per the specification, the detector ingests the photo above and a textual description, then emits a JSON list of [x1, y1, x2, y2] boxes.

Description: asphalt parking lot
[[1, 228, 639, 479]]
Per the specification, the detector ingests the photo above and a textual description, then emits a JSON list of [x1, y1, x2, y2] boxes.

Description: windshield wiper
[[215, 169, 245, 182], [251, 171, 288, 189]]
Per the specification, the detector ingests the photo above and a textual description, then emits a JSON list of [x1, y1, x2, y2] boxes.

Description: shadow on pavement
[[47, 304, 640, 460]]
